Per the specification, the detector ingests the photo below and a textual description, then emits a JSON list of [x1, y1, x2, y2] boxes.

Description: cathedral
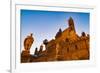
[[21, 17, 89, 63]]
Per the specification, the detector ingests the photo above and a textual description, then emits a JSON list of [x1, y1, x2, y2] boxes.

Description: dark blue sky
[[21, 9, 89, 53]]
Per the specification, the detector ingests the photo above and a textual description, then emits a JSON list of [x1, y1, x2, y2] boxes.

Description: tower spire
[[68, 17, 76, 32]]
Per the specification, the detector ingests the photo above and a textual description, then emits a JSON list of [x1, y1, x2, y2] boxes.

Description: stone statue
[[39, 45, 43, 53], [24, 33, 34, 52], [34, 47, 38, 55], [21, 33, 34, 62]]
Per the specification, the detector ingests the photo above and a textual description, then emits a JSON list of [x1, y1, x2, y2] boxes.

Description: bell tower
[[68, 17, 76, 33]]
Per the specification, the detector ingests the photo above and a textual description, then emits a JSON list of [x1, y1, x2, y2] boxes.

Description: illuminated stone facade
[[21, 17, 89, 63]]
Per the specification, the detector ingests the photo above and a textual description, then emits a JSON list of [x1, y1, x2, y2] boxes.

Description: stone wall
[[56, 37, 89, 60]]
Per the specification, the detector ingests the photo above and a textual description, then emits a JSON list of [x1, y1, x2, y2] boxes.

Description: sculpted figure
[[24, 33, 34, 52]]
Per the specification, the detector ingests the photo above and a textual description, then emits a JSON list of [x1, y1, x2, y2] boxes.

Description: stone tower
[[68, 17, 76, 33]]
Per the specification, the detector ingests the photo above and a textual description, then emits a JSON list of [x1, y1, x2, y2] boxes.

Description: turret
[[68, 17, 76, 33]]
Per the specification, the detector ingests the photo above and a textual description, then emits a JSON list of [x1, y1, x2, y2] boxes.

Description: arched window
[[75, 45, 78, 50], [66, 38, 69, 42], [67, 48, 69, 52]]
